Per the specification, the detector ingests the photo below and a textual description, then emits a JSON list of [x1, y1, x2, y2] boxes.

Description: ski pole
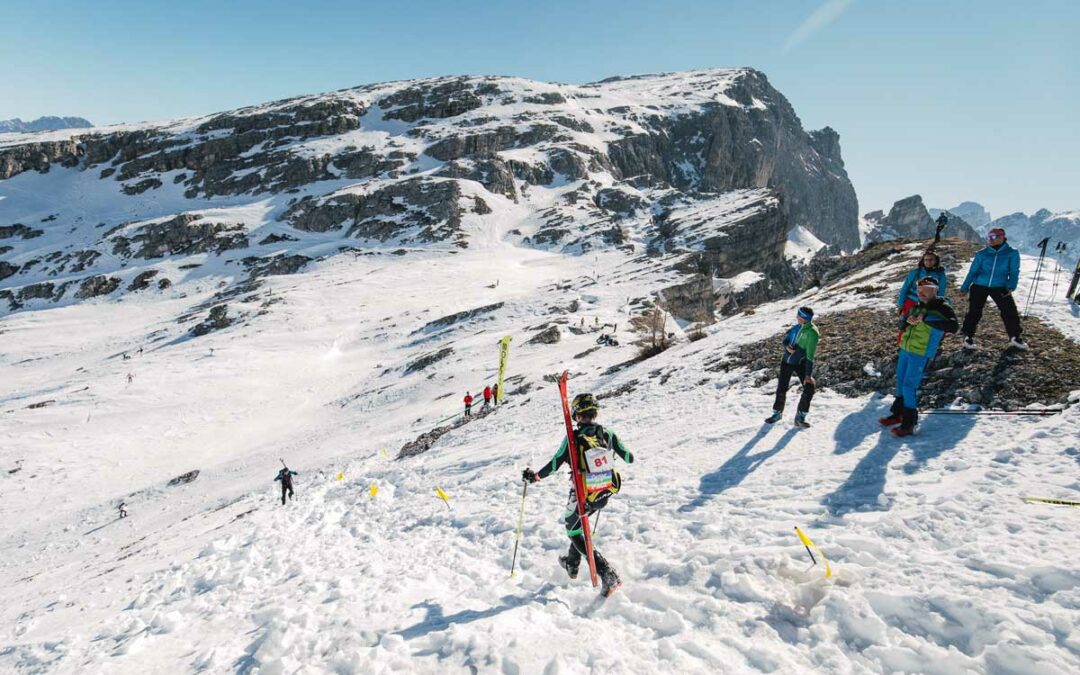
[[509, 481, 528, 577], [921, 409, 1059, 416]]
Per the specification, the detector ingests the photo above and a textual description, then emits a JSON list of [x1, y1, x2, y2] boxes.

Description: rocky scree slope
[[1, 69, 858, 324], [714, 238, 1080, 411]]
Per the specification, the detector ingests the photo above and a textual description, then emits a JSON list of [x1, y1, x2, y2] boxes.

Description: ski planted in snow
[[1022, 496, 1080, 508], [1067, 257, 1080, 302], [558, 370, 599, 588]]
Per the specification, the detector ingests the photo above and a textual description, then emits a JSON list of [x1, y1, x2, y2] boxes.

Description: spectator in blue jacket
[[275, 467, 297, 505], [959, 228, 1026, 350]]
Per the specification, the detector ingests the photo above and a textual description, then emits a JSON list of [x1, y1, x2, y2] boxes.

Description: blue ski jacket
[[275, 469, 297, 486], [897, 267, 947, 307], [960, 243, 1020, 291]]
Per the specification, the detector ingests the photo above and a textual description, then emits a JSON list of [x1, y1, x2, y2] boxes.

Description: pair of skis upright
[[557, 370, 600, 589]]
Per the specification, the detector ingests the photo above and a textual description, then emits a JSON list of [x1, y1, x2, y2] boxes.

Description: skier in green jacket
[[765, 306, 820, 428], [522, 393, 633, 597]]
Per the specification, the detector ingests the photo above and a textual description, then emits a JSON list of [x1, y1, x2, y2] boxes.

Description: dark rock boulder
[[167, 470, 200, 487], [405, 347, 454, 374], [0, 261, 17, 282], [75, 275, 121, 299], [414, 302, 504, 334], [0, 224, 45, 240], [111, 214, 250, 259], [127, 270, 159, 291], [244, 254, 311, 278], [190, 304, 234, 336], [527, 325, 561, 345]]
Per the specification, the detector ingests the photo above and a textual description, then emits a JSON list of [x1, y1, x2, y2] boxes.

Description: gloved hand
[[522, 468, 538, 484]]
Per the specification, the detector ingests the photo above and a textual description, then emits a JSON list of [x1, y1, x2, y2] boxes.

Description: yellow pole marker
[[1022, 497, 1080, 507], [497, 336, 512, 403], [370, 483, 378, 498], [794, 526, 832, 579], [337, 472, 344, 481], [380, 448, 389, 458], [436, 486, 451, 509]]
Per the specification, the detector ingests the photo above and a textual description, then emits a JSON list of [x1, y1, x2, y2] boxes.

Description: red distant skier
[[482, 385, 493, 411], [464, 392, 474, 417]]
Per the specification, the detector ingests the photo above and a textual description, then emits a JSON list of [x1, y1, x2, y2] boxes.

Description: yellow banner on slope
[[497, 336, 512, 403], [794, 526, 832, 579], [337, 472, 344, 481], [370, 483, 378, 497]]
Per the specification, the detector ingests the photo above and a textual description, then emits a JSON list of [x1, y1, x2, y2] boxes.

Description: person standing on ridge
[[492, 383, 499, 407], [880, 277, 959, 437], [521, 393, 633, 598], [958, 227, 1027, 350], [765, 307, 819, 428], [482, 385, 493, 411], [275, 466, 297, 505], [897, 250, 947, 342], [463, 391, 473, 417]]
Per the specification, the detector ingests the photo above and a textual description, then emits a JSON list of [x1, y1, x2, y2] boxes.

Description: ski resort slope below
[[1, 242, 1079, 675]]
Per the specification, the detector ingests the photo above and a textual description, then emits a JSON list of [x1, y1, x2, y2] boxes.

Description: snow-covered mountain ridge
[[1, 69, 858, 321]]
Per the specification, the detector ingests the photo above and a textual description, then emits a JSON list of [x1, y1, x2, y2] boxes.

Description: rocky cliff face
[[930, 202, 991, 231], [1, 69, 857, 317], [864, 195, 981, 245]]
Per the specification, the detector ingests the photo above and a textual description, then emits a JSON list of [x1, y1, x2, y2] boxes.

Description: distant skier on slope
[[880, 277, 958, 437], [897, 250, 947, 342], [765, 307, 819, 428], [492, 383, 499, 407], [958, 227, 1027, 351], [118, 501, 128, 519], [521, 393, 633, 597], [464, 392, 474, 417], [275, 466, 297, 505], [482, 385, 493, 411]]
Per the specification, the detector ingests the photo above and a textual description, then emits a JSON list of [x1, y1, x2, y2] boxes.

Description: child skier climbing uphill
[[521, 393, 633, 597]]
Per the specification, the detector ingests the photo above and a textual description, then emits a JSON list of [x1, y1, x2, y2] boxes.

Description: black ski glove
[[522, 468, 538, 484]]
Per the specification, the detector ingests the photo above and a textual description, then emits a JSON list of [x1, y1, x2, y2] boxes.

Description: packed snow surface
[[2, 219, 1078, 674]]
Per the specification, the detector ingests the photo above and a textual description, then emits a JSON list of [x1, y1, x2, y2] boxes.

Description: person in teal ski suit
[[522, 393, 633, 597]]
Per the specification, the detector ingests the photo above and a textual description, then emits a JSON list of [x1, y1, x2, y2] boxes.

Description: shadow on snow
[[679, 426, 800, 513]]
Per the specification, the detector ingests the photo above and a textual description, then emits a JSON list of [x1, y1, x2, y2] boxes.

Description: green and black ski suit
[[537, 423, 633, 576]]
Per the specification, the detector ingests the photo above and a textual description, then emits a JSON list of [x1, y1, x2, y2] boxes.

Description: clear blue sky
[[3, 0, 1077, 218]]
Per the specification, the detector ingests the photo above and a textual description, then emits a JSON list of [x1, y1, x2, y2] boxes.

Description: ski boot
[[891, 425, 915, 438], [558, 555, 579, 580], [878, 414, 903, 426], [764, 410, 782, 424], [794, 412, 810, 429], [962, 336, 977, 351], [599, 566, 622, 598], [1008, 336, 1029, 351]]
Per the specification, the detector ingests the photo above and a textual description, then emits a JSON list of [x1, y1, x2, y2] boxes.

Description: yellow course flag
[[497, 336, 512, 403], [794, 526, 832, 579], [436, 486, 451, 508], [380, 448, 389, 458], [337, 472, 344, 481], [370, 483, 378, 497]]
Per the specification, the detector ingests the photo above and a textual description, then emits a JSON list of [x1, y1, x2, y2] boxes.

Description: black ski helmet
[[572, 393, 599, 417]]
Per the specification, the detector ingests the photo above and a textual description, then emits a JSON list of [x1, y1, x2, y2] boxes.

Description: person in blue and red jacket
[[959, 227, 1026, 351], [896, 250, 947, 342], [880, 277, 958, 436]]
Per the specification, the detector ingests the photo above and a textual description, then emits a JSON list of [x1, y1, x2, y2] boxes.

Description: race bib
[[583, 447, 613, 494], [584, 447, 612, 474]]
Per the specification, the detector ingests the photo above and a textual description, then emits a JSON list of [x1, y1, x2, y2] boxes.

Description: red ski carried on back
[[558, 370, 599, 588]]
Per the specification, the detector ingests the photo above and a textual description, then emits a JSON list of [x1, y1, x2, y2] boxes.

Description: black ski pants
[[962, 285, 1022, 339], [563, 492, 614, 576], [772, 360, 815, 414], [281, 482, 294, 505]]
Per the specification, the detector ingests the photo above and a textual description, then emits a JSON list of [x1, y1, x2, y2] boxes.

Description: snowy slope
[[2, 223, 1079, 674]]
